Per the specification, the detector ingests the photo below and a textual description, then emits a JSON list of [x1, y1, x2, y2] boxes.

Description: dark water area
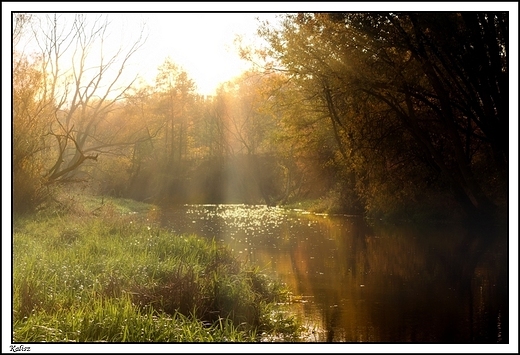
[[158, 204, 509, 343]]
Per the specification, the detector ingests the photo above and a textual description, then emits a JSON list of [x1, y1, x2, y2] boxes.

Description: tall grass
[[13, 197, 302, 342]]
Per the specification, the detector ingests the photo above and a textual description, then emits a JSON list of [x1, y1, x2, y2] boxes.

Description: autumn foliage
[[13, 13, 508, 222]]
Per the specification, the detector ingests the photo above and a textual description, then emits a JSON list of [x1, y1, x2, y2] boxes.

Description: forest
[[13, 12, 509, 223]]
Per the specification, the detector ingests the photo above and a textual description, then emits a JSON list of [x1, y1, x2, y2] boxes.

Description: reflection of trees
[[361, 222, 507, 342], [282, 215, 507, 342], [284, 217, 373, 341], [159, 207, 507, 342]]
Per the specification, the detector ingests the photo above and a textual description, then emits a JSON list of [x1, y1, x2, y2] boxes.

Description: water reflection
[[159, 204, 508, 343]]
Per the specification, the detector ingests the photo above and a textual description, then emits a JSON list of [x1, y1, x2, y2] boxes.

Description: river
[[157, 204, 508, 343]]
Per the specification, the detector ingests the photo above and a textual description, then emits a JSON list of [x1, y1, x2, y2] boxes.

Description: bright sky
[[120, 12, 281, 96], [12, 10, 283, 97], [7, 3, 516, 97]]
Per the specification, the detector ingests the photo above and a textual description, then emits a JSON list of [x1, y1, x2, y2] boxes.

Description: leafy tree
[[154, 58, 197, 164], [13, 53, 53, 213], [258, 12, 508, 219]]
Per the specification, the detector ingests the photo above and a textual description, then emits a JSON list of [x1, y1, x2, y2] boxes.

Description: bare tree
[[30, 14, 147, 185]]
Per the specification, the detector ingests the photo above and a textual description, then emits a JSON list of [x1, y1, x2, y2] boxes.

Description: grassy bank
[[13, 196, 302, 342]]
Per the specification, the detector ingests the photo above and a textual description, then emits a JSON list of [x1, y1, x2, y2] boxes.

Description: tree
[[12, 53, 54, 213], [258, 12, 508, 219], [12, 13, 147, 212], [154, 58, 197, 164]]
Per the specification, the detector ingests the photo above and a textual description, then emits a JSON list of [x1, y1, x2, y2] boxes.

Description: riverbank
[[12, 195, 302, 342], [283, 195, 508, 227]]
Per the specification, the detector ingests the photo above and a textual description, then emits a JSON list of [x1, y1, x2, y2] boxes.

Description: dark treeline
[[13, 12, 508, 223]]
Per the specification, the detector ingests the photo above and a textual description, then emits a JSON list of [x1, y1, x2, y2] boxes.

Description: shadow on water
[[158, 204, 508, 343], [340, 220, 508, 343]]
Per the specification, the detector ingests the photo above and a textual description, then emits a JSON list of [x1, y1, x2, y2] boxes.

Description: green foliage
[[13, 198, 300, 342]]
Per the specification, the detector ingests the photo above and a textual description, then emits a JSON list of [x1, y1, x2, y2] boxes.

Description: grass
[[13, 194, 302, 342]]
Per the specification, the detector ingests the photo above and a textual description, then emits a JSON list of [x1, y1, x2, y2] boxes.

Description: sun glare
[[13, 13, 279, 97], [117, 13, 278, 96]]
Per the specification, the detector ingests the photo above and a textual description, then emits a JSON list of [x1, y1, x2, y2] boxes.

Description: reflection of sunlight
[[160, 205, 508, 342]]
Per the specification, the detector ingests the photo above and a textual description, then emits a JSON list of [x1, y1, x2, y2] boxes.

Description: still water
[[158, 204, 508, 343]]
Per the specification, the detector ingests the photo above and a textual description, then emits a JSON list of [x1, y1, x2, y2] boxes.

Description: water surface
[[158, 204, 508, 343]]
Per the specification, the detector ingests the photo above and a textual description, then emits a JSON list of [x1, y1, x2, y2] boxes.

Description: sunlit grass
[[13, 197, 302, 342], [13, 294, 259, 342]]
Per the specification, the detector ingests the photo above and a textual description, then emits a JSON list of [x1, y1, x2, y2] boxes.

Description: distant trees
[[154, 58, 197, 164], [192, 71, 278, 159], [13, 12, 508, 220], [115, 70, 285, 204], [257, 12, 508, 219]]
